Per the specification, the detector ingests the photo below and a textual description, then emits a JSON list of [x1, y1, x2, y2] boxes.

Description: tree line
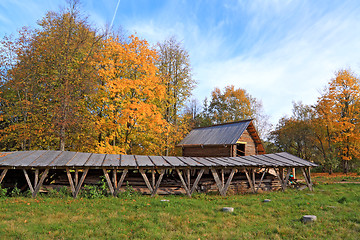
[[0, 1, 266, 156], [268, 69, 360, 173]]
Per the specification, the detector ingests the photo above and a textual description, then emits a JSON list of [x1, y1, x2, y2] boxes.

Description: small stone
[[263, 199, 271, 202], [160, 199, 169, 202], [302, 215, 317, 223], [222, 207, 234, 212]]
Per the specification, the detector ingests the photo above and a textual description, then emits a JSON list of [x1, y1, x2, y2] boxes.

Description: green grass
[[0, 184, 359, 239]]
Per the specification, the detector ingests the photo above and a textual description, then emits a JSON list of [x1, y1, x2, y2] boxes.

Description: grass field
[[0, 175, 359, 239]]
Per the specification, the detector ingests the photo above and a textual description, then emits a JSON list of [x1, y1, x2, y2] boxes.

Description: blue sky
[[1, 0, 360, 125]]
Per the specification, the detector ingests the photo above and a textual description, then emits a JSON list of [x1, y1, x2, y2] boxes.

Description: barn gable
[[177, 119, 265, 157]]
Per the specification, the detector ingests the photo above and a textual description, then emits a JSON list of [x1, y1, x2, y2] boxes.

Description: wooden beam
[[34, 169, 39, 187], [176, 169, 191, 197], [113, 169, 118, 189], [75, 169, 79, 186], [66, 168, 76, 195], [211, 169, 224, 195], [139, 169, 153, 193], [23, 169, 34, 194], [301, 167, 313, 191], [244, 169, 255, 193], [274, 168, 285, 191], [152, 170, 155, 189], [190, 169, 205, 194], [74, 168, 89, 198], [151, 169, 165, 197], [114, 169, 128, 196], [221, 169, 225, 189], [187, 169, 191, 190], [283, 168, 292, 190], [32, 169, 49, 198], [221, 168, 236, 196], [0, 168, 8, 184], [256, 168, 268, 193], [102, 168, 114, 196]]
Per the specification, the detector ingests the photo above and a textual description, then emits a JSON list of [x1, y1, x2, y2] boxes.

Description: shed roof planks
[[0, 150, 317, 169]]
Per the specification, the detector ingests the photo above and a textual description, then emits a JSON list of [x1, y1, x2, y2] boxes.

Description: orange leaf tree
[[94, 35, 167, 155], [315, 69, 360, 173]]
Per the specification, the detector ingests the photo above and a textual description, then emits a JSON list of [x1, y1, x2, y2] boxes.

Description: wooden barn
[[177, 119, 265, 157]]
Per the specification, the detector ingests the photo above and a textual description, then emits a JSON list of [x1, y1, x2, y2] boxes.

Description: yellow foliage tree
[[94, 35, 168, 155], [315, 69, 360, 173]]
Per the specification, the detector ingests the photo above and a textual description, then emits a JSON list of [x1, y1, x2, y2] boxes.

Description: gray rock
[[263, 199, 271, 202], [222, 207, 234, 212], [302, 215, 317, 223]]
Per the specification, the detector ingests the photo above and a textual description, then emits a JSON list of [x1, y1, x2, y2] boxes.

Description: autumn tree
[[94, 35, 167, 155], [156, 36, 195, 155], [315, 69, 360, 173], [0, 1, 102, 151], [270, 102, 316, 161]]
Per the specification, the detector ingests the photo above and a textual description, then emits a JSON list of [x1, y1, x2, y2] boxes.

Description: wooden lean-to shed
[[177, 119, 265, 157]]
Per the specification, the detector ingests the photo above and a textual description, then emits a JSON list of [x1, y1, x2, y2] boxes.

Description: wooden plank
[[148, 156, 171, 167], [256, 168, 268, 192], [34, 169, 39, 187], [120, 155, 137, 167], [190, 169, 205, 194], [265, 154, 302, 167], [113, 170, 118, 189], [221, 168, 236, 196], [241, 156, 267, 166], [139, 169, 153, 193], [176, 169, 191, 197], [84, 153, 106, 167], [177, 157, 204, 167], [74, 168, 89, 198], [29, 151, 63, 167], [23, 169, 34, 194], [301, 167, 313, 191], [102, 168, 115, 196], [135, 155, 154, 167], [274, 168, 286, 191], [210, 169, 224, 196], [49, 151, 77, 167], [0, 168, 8, 184], [205, 157, 231, 166], [189, 157, 216, 167], [0, 151, 35, 166], [32, 169, 49, 198], [151, 169, 165, 197], [67, 152, 92, 167], [283, 168, 292, 190], [66, 168, 76, 195], [102, 154, 120, 167], [114, 169, 128, 196], [223, 157, 255, 167], [12, 150, 47, 167], [276, 152, 317, 167], [163, 156, 187, 167], [244, 169, 255, 193], [251, 155, 288, 167]]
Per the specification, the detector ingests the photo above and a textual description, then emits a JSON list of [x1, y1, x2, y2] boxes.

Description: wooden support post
[[23, 169, 49, 198], [256, 168, 268, 193], [34, 169, 39, 187], [151, 169, 165, 197], [0, 168, 8, 184], [140, 169, 153, 193], [75, 169, 79, 186], [152, 170, 155, 189], [114, 169, 128, 196], [113, 170, 118, 189], [23, 169, 34, 194], [176, 169, 191, 197], [301, 167, 313, 191], [221, 169, 225, 189], [66, 168, 76, 195], [283, 168, 292, 190], [67, 168, 89, 198], [221, 168, 236, 196], [187, 169, 191, 190], [103, 168, 115, 196], [190, 169, 205, 194], [274, 168, 285, 191], [33, 169, 49, 198], [244, 169, 255, 193], [252, 169, 256, 189], [211, 169, 225, 195], [74, 168, 89, 198]]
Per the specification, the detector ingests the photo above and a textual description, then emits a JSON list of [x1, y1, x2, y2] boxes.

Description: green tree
[[0, 0, 102, 151]]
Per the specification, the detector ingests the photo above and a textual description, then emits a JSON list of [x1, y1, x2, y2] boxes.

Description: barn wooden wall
[[183, 145, 232, 157], [237, 129, 257, 155]]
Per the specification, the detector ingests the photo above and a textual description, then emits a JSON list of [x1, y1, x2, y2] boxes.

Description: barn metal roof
[[177, 120, 252, 146], [0, 151, 317, 168]]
